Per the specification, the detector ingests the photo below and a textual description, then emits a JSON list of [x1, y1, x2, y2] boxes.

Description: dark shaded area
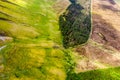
[[91, 14, 120, 51], [101, 0, 116, 5], [100, 4, 120, 12], [59, 1, 91, 48], [0, 17, 11, 21], [1, 0, 20, 7], [0, 11, 11, 17], [0, 30, 9, 36], [0, 4, 8, 9], [69, 0, 77, 4], [108, 0, 116, 5]]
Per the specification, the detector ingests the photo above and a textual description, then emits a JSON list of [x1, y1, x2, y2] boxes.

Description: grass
[[67, 67, 120, 80], [0, 0, 61, 42], [0, 0, 120, 80], [1, 44, 73, 80], [0, 0, 75, 80]]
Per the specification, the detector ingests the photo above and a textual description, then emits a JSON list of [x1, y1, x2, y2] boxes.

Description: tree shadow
[[59, 0, 91, 48]]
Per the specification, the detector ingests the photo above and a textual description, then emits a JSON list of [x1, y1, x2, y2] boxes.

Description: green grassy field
[[0, 0, 120, 80], [0, 0, 75, 80], [0, 0, 61, 42], [67, 67, 120, 80]]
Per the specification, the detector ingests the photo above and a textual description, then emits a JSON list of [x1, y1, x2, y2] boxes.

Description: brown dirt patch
[[75, 0, 120, 72], [91, 14, 120, 51]]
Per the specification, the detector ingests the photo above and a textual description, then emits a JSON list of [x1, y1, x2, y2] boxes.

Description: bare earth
[[75, 0, 120, 72]]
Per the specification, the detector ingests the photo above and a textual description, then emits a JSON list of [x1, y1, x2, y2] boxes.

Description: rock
[[0, 36, 13, 46]]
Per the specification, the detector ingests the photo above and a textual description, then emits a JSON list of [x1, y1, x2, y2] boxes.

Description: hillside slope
[[0, 0, 74, 80], [74, 0, 120, 72], [0, 0, 120, 80], [68, 0, 120, 79]]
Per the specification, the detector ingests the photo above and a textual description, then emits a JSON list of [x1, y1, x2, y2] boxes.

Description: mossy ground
[[67, 67, 120, 80], [0, 0, 75, 80], [0, 43, 75, 80], [0, 0, 120, 80]]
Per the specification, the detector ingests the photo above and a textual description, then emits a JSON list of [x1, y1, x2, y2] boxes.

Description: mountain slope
[[0, 0, 75, 80], [68, 0, 120, 79], [74, 0, 120, 72], [0, 0, 120, 80]]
